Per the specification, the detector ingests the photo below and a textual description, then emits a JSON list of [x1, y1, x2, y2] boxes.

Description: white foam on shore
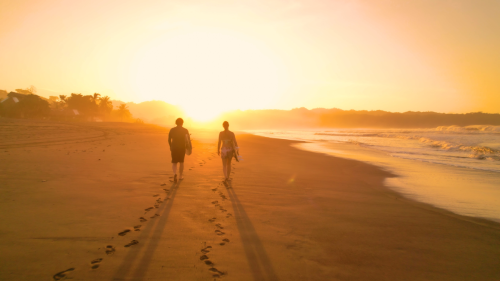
[[247, 127, 500, 223]]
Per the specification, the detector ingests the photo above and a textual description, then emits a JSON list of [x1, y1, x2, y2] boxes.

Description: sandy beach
[[1, 118, 500, 281]]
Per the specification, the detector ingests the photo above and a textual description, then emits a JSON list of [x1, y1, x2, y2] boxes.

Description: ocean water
[[248, 125, 500, 222]]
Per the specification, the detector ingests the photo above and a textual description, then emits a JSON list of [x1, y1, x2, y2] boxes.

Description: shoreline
[[1, 119, 500, 280], [258, 134, 500, 230], [248, 130, 500, 224]]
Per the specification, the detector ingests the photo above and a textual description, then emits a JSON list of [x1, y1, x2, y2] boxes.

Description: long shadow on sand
[[112, 181, 181, 280], [226, 182, 279, 281]]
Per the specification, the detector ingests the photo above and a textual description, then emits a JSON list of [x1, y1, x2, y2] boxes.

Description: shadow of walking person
[[112, 181, 181, 280], [226, 182, 279, 281]]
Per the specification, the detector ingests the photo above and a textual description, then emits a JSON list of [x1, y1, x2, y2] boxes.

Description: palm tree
[[116, 103, 131, 122], [99, 96, 113, 118], [56, 95, 68, 110], [91, 93, 101, 106]]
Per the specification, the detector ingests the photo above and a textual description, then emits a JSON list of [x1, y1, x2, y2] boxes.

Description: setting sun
[[130, 28, 289, 121]]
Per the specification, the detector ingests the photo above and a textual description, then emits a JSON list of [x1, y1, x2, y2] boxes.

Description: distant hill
[[213, 108, 500, 129], [212, 107, 342, 129], [111, 100, 184, 126]]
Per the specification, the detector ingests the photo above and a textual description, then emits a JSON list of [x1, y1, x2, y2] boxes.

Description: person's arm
[[217, 132, 221, 155], [232, 132, 239, 150], [168, 129, 172, 151]]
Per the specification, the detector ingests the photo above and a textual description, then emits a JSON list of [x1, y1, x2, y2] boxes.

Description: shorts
[[220, 147, 233, 159], [171, 148, 186, 163]]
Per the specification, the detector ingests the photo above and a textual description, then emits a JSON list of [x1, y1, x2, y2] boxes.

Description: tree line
[[0, 87, 136, 122]]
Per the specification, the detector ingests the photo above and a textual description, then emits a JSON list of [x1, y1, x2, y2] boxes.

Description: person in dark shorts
[[168, 118, 190, 182]]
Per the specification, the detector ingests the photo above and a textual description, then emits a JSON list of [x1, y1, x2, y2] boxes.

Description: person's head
[[175, 118, 184, 126], [222, 121, 229, 130]]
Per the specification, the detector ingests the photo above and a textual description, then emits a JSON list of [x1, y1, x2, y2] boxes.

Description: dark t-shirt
[[168, 126, 189, 150]]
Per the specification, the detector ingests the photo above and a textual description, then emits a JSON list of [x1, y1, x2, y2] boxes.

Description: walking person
[[168, 118, 191, 182], [217, 121, 238, 182]]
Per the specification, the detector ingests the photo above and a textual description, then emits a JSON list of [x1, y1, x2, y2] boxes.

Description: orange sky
[[1, 0, 499, 119]]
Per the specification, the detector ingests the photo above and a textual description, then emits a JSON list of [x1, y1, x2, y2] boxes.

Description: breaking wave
[[251, 125, 500, 171], [316, 125, 500, 160], [435, 125, 500, 133]]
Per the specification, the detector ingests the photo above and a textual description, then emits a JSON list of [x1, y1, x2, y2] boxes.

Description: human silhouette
[[217, 121, 239, 182], [168, 118, 190, 182]]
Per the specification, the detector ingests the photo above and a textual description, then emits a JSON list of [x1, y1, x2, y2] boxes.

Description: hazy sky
[[1, 0, 499, 119]]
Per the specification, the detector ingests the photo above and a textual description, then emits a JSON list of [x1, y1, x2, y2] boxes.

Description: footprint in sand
[[150, 214, 160, 219], [211, 201, 218, 204], [90, 258, 103, 269], [134, 225, 141, 231], [215, 230, 225, 236], [53, 268, 75, 280], [160, 183, 166, 186], [145, 207, 154, 212], [124, 240, 139, 247], [139, 217, 147, 222], [118, 229, 131, 236], [201, 246, 212, 254], [215, 223, 224, 229], [153, 194, 159, 197], [222, 238, 229, 242], [219, 242, 226, 246], [105, 245, 115, 255], [200, 255, 209, 260], [211, 188, 217, 192], [209, 268, 225, 276], [204, 260, 214, 266]]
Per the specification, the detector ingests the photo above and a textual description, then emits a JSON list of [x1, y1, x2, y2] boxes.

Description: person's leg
[[222, 157, 228, 179], [172, 162, 178, 182], [227, 157, 232, 180], [179, 162, 184, 179]]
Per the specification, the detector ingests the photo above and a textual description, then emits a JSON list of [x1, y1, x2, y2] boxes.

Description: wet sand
[[1, 118, 500, 281]]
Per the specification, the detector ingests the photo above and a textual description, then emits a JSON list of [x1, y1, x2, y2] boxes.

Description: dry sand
[[1, 118, 500, 281]]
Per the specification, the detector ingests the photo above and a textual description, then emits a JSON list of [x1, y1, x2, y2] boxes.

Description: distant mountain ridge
[[111, 100, 184, 126], [106, 100, 500, 129], [2, 87, 499, 129], [215, 108, 500, 129]]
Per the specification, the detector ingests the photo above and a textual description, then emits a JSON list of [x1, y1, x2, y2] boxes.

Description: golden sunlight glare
[[131, 28, 289, 121]]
